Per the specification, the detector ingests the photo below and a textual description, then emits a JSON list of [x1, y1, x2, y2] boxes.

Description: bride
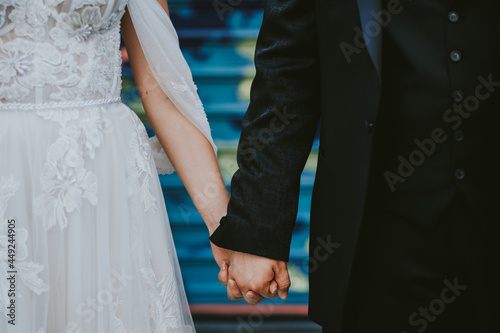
[[0, 0, 230, 332]]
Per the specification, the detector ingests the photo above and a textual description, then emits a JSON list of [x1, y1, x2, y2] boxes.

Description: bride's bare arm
[[120, 5, 230, 238]]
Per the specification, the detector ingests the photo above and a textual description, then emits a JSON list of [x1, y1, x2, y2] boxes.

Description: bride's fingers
[[248, 283, 277, 300], [269, 280, 279, 298], [227, 288, 242, 300], [244, 290, 265, 305], [227, 279, 243, 300], [218, 261, 228, 286]]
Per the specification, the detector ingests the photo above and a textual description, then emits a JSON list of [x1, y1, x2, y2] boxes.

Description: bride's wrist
[[202, 204, 228, 234], [207, 212, 227, 235], [207, 221, 219, 236]]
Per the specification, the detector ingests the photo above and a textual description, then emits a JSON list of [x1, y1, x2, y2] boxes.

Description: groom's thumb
[[274, 263, 290, 300]]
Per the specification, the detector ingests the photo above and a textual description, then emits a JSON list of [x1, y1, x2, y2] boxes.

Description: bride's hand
[[210, 241, 230, 286]]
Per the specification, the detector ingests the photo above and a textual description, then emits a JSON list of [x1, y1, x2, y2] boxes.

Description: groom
[[210, 0, 500, 332]]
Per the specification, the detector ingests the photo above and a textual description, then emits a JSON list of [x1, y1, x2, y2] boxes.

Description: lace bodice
[[0, 0, 217, 174], [0, 0, 128, 105]]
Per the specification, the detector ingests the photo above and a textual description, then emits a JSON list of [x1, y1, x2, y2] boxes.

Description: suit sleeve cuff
[[209, 216, 290, 262]]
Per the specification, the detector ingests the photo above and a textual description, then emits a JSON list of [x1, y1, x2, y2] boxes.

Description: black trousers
[[326, 193, 493, 333]]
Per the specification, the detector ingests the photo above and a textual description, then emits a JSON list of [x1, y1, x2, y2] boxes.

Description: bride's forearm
[[122, 12, 229, 234], [142, 89, 229, 234]]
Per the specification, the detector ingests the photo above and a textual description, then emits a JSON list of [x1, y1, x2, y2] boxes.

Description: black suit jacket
[[211, 0, 382, 329]]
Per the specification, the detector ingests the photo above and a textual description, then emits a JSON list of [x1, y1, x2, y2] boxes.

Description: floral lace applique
[[0, 176, 49, 309], [35, 104, 117, 230], [50, 6, 103, 52], [0, 0, 127, 104], [149, 136, 175, 175], [0, 4, 8, 28], [86, 28, 122, 98], [140, 268, 181, 331], [35, 137, 98, 230], [0, 39, 62, 102], [112, 292, 130, 333], [59, 107, 114, 158], [126, 112, 159, 213], [36, 107, 80, 126], [128, 128, 158, 213], [70, 0, 106, 11], [0, 176, 18, 221], [17, 255, 50, 295], [8, 0, 56, 39]]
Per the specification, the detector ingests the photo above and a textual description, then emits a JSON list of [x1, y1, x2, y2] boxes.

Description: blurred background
[[121, 0, 321, 332]]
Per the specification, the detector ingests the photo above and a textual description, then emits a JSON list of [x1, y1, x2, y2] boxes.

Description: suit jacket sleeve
[[209, 0, 321, 262]]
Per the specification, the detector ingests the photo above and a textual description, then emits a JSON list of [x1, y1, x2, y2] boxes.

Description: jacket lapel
[[356, 0, 382, 76]]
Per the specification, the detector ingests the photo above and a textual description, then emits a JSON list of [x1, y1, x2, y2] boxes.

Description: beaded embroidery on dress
[[0, 0, 199, 332]]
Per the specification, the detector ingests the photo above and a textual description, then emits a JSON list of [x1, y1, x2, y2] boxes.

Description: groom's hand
[[224, 250, 290, 305]]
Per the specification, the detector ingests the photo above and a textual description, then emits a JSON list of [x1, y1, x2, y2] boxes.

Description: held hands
[[216, 249, 291, 305], [210, 240, 229, 269]]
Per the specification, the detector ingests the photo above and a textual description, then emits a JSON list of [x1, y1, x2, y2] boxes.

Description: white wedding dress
[[0, 0, 216, 332]]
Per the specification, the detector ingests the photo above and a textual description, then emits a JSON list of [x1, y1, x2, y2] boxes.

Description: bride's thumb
[[270, 280, 278, 295], [218, 261, 229, 286]]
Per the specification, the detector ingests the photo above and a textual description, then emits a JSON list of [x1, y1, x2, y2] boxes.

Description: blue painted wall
[[121, 0, 319, 305]]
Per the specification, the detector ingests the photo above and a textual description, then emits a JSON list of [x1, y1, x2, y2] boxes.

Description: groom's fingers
[[218, 261, 228, 286], [274, 263, 291, 300]]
